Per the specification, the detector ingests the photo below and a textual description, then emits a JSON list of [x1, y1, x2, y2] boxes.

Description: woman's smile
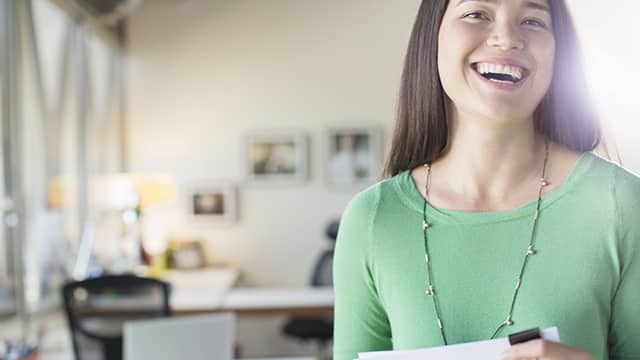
[[469, 58, 531, 91]]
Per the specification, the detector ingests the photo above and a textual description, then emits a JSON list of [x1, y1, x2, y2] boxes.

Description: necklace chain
[[421, 141, 550, 345]]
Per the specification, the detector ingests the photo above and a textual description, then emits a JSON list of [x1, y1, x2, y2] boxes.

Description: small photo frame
[[326, 126, 382, 187], [167, 240, 206, 270], [188, 183, 237, 223], [246, 130, 309, 182]]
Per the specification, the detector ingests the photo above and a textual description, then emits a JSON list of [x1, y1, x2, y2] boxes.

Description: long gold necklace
[[421, 141, 550, 345]]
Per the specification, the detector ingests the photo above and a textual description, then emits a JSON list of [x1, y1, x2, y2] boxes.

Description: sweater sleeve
[[333, 189, 392, 360], [608, 168, 640, 359]]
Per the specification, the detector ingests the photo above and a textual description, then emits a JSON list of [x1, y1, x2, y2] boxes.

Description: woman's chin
[[473, 104, 536, 126]]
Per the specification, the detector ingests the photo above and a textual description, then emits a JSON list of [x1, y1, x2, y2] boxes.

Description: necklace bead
[[425, 288, 433, 296]]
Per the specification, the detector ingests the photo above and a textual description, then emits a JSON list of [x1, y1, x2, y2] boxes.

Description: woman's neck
[[427, 112, 550, 209]]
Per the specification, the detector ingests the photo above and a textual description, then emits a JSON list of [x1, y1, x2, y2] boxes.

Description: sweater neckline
[[394, 152, 595, 225]]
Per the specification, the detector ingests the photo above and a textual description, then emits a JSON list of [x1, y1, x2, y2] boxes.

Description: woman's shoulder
[[608, 157, 640, 215], [584, 151, 640, 189], [343, 172, 411, 217], [582, 152, 640, 226], [337, 174, 410, 249]]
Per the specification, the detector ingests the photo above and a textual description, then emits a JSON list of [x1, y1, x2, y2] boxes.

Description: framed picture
[[246, 130, 309, 182], [187, 183, 237, 223], [326, 126, 382, 187]]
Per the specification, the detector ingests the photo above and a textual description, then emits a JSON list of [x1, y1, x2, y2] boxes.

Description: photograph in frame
[[187, 182, 237, 224], [326, 126, 382, 188], [246, 130, 308, 182]]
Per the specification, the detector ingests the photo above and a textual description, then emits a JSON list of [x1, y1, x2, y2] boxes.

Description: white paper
[[357, 327, 560, 360]]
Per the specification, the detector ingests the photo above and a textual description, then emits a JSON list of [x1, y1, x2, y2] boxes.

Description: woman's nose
[[486, 22, 525, 51]]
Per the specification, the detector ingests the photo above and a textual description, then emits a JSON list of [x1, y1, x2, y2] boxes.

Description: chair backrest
[[325, 220, 340, 241], [310, 220, 338, 287], [311, 249, 334, 287], [123, 313, 235, 360], [62, 274, 171, 360]]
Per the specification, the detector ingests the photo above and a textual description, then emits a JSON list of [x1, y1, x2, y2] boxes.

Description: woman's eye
[[522, 18, 548, 29], [463, 11, 489, 21]]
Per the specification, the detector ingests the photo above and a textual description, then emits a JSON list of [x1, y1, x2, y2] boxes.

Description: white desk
[[76, 268, 334, 317], [164, 268, 239, 311], [220, 287, 334, 316], [77, 267, 240, 314], [174, 286, 334, 317]]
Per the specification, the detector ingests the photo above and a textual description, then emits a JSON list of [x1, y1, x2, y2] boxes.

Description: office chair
[[62, 274, 171, 360], [282, 220, 337, 360]]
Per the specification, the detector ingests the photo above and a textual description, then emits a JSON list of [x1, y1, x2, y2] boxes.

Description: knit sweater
[[333, 152, 640, 360]]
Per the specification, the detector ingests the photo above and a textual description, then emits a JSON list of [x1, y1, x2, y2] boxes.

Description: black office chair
[[62, 274, 171, 360], [282, 220, 337, 359]]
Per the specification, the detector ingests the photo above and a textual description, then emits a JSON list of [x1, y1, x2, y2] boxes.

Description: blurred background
[[0, 0, 638, 359]]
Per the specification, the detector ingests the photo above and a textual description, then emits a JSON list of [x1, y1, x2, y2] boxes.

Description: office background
[[1, 0, 639, 358]]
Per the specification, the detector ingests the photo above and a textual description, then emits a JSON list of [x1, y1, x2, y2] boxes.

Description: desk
[[163, 268, 239, 311], [76, 267, 240, 315], [75, 268, 334, 318], [162, 268, 334, 317], [171, 287, 334, 317], [219, 287, 334, 317]]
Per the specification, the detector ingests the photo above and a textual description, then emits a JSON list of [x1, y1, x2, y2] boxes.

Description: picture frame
[[245, 130, 309, 182], [187, 182, 237, 224], [326, 126, 382, 187], [167, 240, 206, 270]]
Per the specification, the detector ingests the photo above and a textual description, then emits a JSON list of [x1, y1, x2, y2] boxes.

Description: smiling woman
[[333, 1, 640, 360]]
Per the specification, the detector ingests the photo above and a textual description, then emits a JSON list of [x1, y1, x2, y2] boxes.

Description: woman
[[333, 1, 639, 359]]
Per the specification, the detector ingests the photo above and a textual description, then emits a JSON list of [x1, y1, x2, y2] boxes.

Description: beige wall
[[127, 0, 420, 286]]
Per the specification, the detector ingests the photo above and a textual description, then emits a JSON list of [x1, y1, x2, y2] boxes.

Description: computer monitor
[[124, 313, 235, 360]]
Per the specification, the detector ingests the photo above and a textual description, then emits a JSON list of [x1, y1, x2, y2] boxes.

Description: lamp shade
[[135, 176, 176, 210], [89, 174, 176, 211], [91, 174, 139, 210]]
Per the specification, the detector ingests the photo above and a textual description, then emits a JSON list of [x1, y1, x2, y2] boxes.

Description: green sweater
[[333, 152, 640, 360]]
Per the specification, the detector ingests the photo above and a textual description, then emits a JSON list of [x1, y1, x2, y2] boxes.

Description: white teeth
[[476, 62, 524, 81]]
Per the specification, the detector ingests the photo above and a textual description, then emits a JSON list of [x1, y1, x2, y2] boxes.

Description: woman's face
[[437, 0, 555, 124]]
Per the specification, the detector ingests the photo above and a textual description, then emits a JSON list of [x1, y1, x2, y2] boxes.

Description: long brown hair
[[383, 0, 603, 177]]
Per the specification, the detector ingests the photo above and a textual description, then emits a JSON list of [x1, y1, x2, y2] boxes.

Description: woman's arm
[[333, 190, 392, 360], [607, 168, 640, 359]]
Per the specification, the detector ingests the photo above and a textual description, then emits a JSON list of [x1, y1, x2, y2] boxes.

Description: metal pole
[[0, 0, 14, 316], [72, 26, 92, 280], [117, 21, 128, 172], [4, 0, 28, 341]]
